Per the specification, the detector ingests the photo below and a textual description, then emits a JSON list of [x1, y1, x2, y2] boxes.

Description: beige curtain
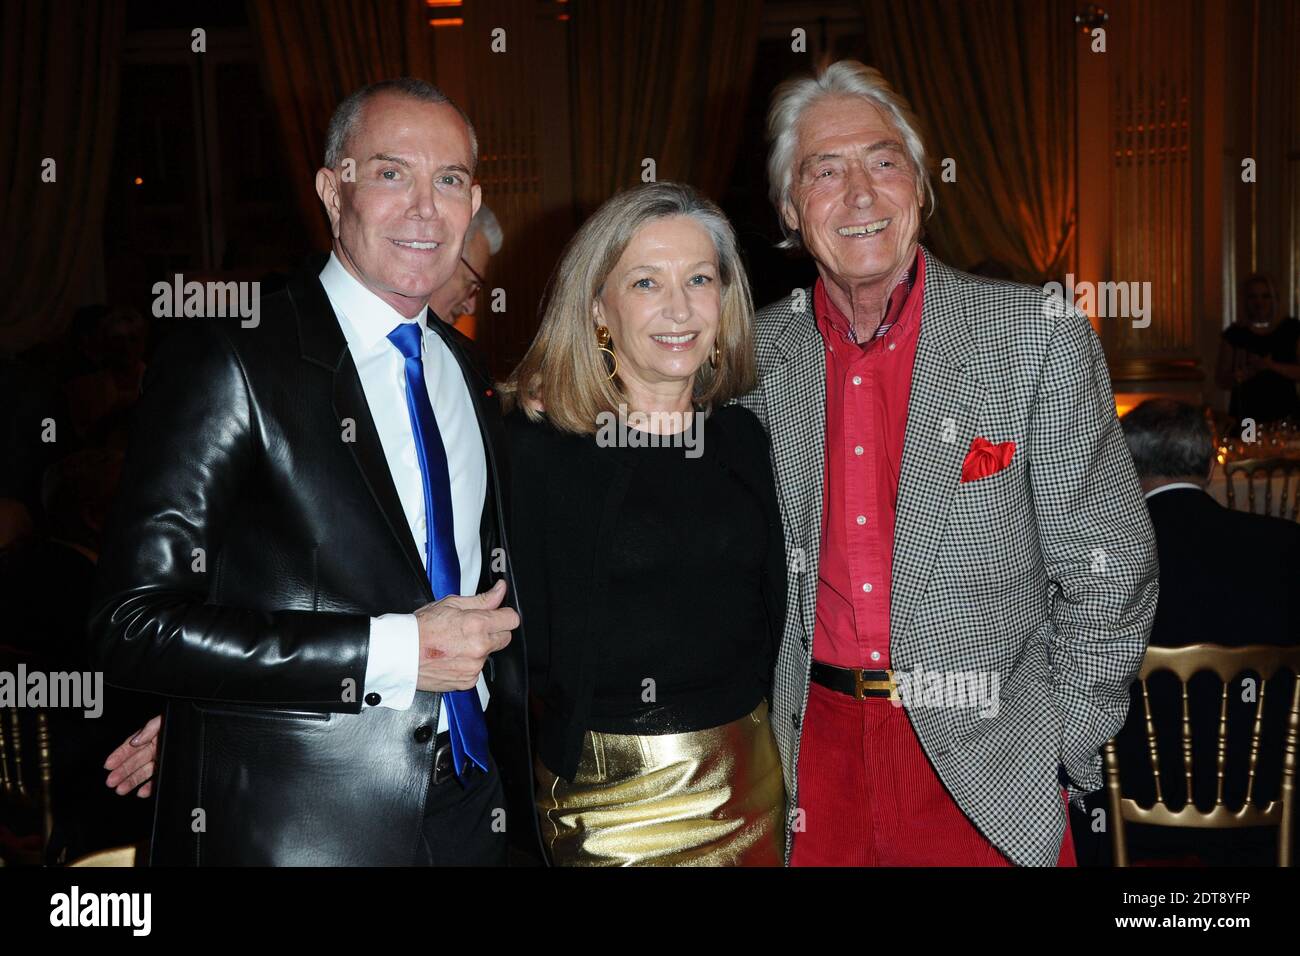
[[245, 0, 436, 252], [570, 0, 762, 215], [0, 0, 126, 353], [863, 0, 1077, 281]]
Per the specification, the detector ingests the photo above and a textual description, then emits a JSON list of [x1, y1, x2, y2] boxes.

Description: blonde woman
[[502, 182, 787, 866]]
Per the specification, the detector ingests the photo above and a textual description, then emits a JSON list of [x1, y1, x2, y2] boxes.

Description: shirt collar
[[1143, 481, 1207, 500], [815, 247, 920, 346], [319, 251, 428, 354]]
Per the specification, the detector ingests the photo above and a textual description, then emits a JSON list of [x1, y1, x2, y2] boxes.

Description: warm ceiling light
[[429, 17, 463, 26], [425, 1, 461, 7], [133, 176, 143, 185]]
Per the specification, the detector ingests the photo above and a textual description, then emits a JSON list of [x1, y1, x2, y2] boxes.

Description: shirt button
[[852, 375, 862, 385], [856, 515, 866, 525], [365, 692, 381, 707], [870, 651, 881, 662], [862, 582, 873, 593], [854, 445, 864, 456], [888, 342, 896, 351]]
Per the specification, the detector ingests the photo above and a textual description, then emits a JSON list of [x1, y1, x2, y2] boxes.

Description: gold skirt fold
[[535, 699, 786, 866]]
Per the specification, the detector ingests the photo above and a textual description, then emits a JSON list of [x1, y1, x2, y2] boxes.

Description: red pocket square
[[960, 436, 1016, 483]]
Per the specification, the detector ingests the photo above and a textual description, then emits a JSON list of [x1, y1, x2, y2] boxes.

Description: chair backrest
[[1102, 643, 1300, 866], [0, 707, 55, 865], [1223, 458, 1300, 520], [67, 845, 139, 867]]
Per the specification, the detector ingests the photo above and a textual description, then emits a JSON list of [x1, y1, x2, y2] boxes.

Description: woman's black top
[[1222, 317, 1300, 422], [505, 403, 786, 780]]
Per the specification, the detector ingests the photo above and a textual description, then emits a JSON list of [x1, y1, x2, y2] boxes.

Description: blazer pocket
[[958, 455, 1021, 490], [191, 701, 331, 722]]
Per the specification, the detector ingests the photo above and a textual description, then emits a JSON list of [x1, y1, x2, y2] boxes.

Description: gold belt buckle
[[853, 668, 900, 704]]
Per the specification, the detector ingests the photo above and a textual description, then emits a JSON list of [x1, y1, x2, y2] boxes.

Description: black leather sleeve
[[89, 320, 370, 712]]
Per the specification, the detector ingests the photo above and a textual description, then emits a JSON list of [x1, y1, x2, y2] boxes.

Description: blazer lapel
[[289, 272, 432, 599], [891, 249, 987, 657], [764, 289, 826, 644]]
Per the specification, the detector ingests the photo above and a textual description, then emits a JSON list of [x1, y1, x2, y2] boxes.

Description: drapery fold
[[569, 0, 762, 215], [0, 0, 126, 353], [862, 0, 1077, 281], [245, 0, 437, 252]]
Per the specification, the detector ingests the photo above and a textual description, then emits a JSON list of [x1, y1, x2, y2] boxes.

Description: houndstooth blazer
[[736, 246, 1159, 866]]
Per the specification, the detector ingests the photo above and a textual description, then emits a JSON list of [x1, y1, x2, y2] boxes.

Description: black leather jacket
[[89, 271, 542, 865]]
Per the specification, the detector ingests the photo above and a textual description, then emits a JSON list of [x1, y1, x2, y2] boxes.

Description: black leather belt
[[430, 730, 483, 786], [810, 661, 900, 703]]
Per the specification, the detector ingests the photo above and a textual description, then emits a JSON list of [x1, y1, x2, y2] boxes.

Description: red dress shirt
[[812, 251, 923, 669]]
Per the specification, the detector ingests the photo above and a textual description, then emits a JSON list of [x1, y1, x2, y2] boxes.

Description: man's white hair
[[466, 204, 503, 256], [766, 60, 935, 250]]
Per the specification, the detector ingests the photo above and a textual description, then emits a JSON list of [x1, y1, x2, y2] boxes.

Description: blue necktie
[[387, 320, 489, 777]]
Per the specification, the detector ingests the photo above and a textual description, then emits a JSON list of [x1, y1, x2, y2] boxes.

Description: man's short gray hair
[[466, 205, 503, 256], [323, 77, 478, 171], [1120, 399, 1215, 479], [766, 60, 935, 250]]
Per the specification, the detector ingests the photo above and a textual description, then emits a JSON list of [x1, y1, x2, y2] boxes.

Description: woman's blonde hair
[[501, 182, 757, 433]]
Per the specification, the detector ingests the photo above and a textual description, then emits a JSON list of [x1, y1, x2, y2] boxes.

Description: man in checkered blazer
[[737, 60, 1158, 866]]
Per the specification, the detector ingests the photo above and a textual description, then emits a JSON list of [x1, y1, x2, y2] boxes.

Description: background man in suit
[[91, 78, 539, 865], [429, 204, 502, 340], [1113, 398, 1300, 864], [739, 60, 1158, 866]]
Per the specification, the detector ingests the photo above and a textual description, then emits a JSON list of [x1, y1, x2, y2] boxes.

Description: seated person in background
[[427, 204, 502, 340], [1116, 398, 1300, 864], [1214, 273, 1300, 424]]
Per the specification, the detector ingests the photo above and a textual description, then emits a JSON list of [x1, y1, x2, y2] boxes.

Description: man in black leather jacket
[[90, 78, 542, 866]]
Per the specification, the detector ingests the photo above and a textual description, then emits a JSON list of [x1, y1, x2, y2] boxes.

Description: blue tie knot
[[387, 320, 424, 361]]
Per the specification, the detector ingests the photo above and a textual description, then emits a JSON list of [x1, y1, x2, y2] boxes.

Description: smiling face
[[783, 94, 923, 293], [1244, 279, 1275, 326], [316, 91, 481, 317], [594, 215, 722, 403]]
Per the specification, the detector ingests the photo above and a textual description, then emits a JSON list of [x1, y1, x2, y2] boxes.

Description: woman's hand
[[104, 714, 162, 797]]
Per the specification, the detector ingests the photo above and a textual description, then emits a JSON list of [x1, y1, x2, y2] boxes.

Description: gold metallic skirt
[[534, 699, 786, 866]]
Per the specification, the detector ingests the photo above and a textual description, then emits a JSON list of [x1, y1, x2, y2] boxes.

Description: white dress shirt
[[1143, 481, 1206, 500], [319, 253, 489, 725]]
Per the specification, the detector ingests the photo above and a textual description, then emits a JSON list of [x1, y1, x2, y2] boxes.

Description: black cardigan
[[504, 402, 787, 780]]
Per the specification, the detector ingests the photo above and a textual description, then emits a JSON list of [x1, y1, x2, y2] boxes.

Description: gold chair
[[1223, 458, 1300, 520], [0, 707, 55, 866], [67, 844, 140, 867], [1102, 643, 1300, 866]]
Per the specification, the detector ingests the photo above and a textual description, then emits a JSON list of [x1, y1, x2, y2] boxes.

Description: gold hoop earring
[[595, 325, 618, 381], [709, 341, 720, 370]]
